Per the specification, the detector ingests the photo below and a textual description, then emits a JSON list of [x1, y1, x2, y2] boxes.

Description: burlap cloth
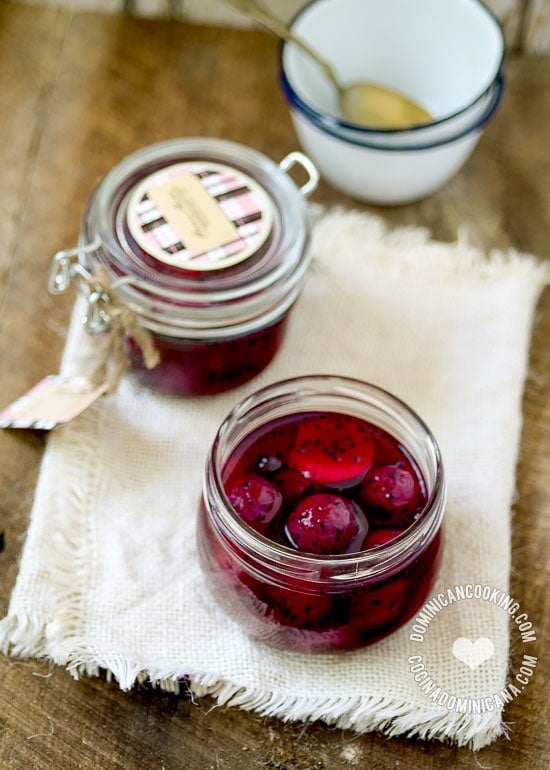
[[1, 208, 547, 749]]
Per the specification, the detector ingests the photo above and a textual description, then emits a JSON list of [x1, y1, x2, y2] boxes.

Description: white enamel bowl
[[280, 0, 504, 145], [279, 0, 505, 203]]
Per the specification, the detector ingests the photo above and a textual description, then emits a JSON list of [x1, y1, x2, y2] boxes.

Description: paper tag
[[0, 375, 108, 430], [126, 161, 273, 271]]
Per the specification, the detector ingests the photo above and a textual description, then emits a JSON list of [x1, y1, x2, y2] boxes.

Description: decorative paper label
[[149, 173, 238, 253], [126, 161, 273, 271], [0, 375, 108, 430]]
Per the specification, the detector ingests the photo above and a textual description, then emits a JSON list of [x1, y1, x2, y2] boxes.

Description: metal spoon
[[224, 0, 432, 129]]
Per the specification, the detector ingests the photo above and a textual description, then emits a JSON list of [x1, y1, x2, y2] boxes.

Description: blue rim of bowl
[[279, 0, 506, 136], [287, 71, 504, 151]]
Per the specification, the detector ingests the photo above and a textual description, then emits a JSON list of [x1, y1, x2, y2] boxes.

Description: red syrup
[[199, 410, 443, 652], [126, 317, 287, 396]]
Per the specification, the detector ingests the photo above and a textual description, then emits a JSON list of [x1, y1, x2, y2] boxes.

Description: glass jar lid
[[78, 139, 318, 338]]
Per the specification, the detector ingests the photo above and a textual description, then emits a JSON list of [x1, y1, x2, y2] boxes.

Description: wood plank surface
[[12, 0, 550, 53], [0, 5, 548, 768]]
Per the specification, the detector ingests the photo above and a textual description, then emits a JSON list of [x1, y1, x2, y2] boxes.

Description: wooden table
[[1, 5, 548, 768]]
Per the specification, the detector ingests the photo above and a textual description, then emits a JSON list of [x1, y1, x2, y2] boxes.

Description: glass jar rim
[[204, 374, 447, 585]]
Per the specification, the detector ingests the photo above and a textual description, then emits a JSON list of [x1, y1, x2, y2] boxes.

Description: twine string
[[88, 266, 160, 394]]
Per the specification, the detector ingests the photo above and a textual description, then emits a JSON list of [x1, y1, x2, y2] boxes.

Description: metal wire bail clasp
[[84, 288, 112, 334], [279, 152, 319, 198], [48, 237, 112, 333]]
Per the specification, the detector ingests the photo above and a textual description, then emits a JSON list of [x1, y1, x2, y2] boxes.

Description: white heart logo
[[451, 637, 494, 669]]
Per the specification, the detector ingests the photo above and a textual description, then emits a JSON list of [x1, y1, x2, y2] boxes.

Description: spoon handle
[[222, 0, 339, 90]]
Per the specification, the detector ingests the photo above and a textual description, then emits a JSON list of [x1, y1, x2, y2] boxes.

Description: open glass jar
[[49, 139, 318, 396], [198, 375, 446, 653]]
